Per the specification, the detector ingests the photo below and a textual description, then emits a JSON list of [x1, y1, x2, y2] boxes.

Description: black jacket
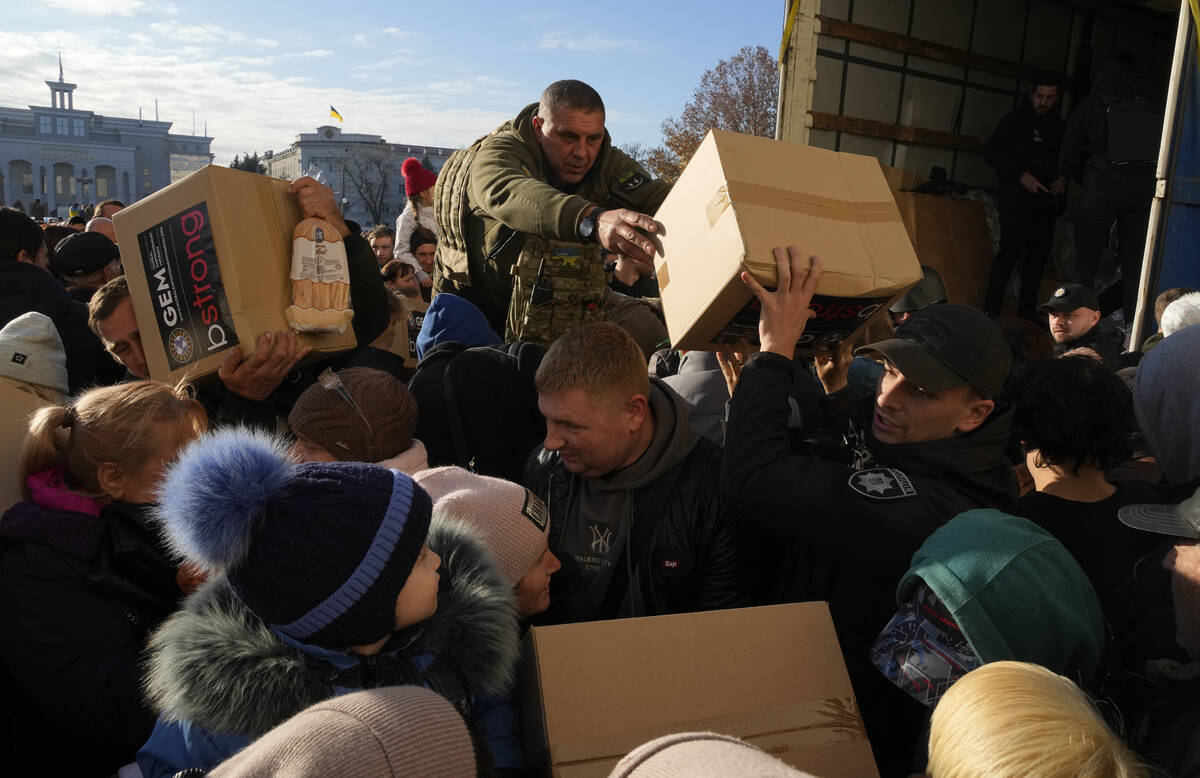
[[0, 492, 184, 776], [525, 404, 755, 623], [1054, 319, 1125, 372], [1059, 66, 1154, 182], [985, 99, 1065, 190], [0, 261, 123, 392], [721, 352, 1018, 655]]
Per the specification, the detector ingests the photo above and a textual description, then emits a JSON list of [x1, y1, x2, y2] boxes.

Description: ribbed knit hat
[[288, 368, 418, 463], [402, 157, 437, 197], [156, 428, 433, 648], [0, 312, 68, 395], [413, 466, 549, 585], [609, 732, 816, 777], [209, 686, 477, 777]]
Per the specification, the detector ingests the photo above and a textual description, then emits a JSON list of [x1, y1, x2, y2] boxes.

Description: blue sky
[[2, 2, 782, 165]]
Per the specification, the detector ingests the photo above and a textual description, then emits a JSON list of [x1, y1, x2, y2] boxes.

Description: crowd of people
[[0, 76, 1198, 778]]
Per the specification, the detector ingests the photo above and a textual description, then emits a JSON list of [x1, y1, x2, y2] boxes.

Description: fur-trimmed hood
[[143, 520, 519, 737]]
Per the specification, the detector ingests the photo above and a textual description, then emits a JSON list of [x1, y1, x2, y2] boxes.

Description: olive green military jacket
[[433, 102, 671, 330]]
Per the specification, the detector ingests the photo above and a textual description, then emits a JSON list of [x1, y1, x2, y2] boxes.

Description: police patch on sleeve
[[522, 489, 548, 531], [616, 170, 646, 191], [849, 468, 918, 500]]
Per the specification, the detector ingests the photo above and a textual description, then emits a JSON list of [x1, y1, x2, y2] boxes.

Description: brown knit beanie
[[209, 686, 476, 777], [414, 466, 549, 585], [609, 732, 817, 777], [288, 367, 417, 462]]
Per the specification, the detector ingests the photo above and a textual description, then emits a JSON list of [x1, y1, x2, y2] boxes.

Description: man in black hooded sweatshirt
[[1060, 52, 1161, 322], [721, 248, 1018, 772]]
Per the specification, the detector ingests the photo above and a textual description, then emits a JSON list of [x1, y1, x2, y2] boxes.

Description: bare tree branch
[[342, 143, 394, 226], [647, 45, 779, 181]]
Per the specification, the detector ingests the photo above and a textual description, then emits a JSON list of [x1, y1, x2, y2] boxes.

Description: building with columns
[[0, 64, 212, 218], [262, 125, 456, 229]]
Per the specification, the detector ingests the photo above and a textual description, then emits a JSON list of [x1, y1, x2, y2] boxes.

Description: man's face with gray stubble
[[531, 105, 605, 185]]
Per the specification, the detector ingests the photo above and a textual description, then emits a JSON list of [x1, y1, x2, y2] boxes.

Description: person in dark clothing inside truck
[[984, 78, 1065, 318], [720, 247, 1018, 773]]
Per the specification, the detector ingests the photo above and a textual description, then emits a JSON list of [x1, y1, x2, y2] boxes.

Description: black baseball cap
[[53, 231, 119, 277], [855, 304, 1012, 399], [1037, 283, 1100, 314], [1119, 486, 1200, 539]]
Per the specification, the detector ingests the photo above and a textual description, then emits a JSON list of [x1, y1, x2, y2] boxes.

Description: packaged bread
[[285, 218, 354, 333]]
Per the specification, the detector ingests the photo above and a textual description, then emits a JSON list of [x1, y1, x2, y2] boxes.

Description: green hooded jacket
[[433, 102, 671, 330], [898, 509, 1106, 688]]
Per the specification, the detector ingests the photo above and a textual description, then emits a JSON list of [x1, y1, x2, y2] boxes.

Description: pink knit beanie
[[414, 466, 549, 585], [609, 732, 818, 777], [209, 686, 476, 777]]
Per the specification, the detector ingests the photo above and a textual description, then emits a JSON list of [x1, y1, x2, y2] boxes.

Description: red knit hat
[[402, 158, 437, 197]]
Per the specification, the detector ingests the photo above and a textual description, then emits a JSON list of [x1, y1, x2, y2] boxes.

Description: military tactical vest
[[506, 237, 606, 346], [433, 132, 490, 286]]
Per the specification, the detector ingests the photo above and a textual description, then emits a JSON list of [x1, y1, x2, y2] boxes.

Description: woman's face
[[419, 188, 435, 207]]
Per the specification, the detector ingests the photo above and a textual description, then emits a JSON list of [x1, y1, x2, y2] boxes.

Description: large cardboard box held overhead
[[653, 130, 921, 352], [519, 602, 878, 778], [112, 166, 357, 384]]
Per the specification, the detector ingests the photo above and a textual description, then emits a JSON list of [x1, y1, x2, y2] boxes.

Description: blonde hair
[[534, 322, 649, 405], [19, 380, 207, 501], [928, 662, 1146, 778]]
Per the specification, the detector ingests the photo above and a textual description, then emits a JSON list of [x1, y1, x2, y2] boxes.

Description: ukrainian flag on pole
[[330, 105, 343, 123]]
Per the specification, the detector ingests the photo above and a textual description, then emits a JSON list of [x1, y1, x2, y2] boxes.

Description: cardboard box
[[0, 383, 49, 511], [880, 165, 995, 310], [652, 130, 921, 352], [519, 602, 878, 778], [112, 166, 356, 384], [386, 296, 429, 368]]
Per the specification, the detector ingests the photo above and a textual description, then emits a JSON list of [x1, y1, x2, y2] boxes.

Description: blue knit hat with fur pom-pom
[[156, 427, 432, 648]]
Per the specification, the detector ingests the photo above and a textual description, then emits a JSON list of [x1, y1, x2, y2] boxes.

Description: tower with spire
[[45, 53, 76, 111]]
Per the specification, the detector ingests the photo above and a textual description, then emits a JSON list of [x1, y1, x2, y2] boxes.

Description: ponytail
[[18, 405, 74, 499]]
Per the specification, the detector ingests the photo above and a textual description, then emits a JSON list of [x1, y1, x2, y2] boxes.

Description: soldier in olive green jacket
[[434, 79, 672, 332]]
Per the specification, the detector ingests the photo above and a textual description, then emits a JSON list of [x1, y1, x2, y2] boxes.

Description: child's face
[[515, 545, 561, 619], [102, 417, 200, 504], [394, 544, 441, 630]]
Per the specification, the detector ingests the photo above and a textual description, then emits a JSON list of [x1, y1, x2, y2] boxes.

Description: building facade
[[0, 65, 212, 218], [262, 125, 456, 229]]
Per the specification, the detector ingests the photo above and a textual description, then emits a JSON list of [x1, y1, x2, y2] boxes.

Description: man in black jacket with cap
[[1039, 282, 1124, 371], [984, 79, 1065, 317], [53, 231, 122, 303], [721, 247, 1018, 772]]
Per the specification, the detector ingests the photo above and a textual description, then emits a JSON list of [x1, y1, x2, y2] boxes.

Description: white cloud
[[40, 0, 145, 15], [537, 32, 635, 51], [352, 27, 408, 47], [0, 29, 507, 167]]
